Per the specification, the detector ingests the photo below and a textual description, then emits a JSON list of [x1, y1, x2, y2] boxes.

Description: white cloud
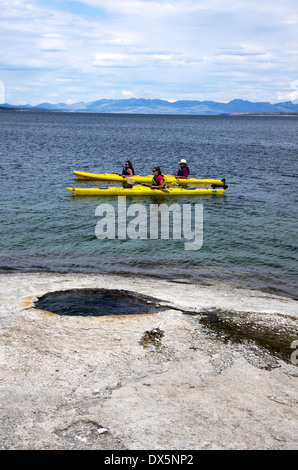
[[121, 89, 135, 98], [277, 80, 298, 103], [0, 80, 5, 103], [93, 52, 173, 67], [75, 0, 188, 16], [38, 35, 66, 52], [0, 0, 298, 104]]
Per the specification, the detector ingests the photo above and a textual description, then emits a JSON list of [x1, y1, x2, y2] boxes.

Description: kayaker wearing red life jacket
[[144, 166, 165, 189], [152, 167, 165, 188], [175, 159, 190, 179]]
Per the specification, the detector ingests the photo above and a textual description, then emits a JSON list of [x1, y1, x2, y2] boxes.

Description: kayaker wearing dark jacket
[[175, 159, 190, 179], [119, 160, 134, 177]]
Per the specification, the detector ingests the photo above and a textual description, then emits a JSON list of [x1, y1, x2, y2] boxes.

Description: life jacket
[[122, 167, 135, 176], [152, 174, 166, 188], [177, 166, 190, 177]]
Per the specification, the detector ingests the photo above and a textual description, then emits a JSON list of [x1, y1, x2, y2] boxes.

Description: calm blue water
[[0, 111, 297, 298]]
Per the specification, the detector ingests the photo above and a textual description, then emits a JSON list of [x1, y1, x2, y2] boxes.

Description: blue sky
[[1, 0, 298, 105]]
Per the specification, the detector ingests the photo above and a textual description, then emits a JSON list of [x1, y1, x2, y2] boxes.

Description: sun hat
[[179, 159, 187, 164]]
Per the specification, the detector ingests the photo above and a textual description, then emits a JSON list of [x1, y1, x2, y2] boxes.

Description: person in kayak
[[175, 159, 190, 179], [150, 167, 166, 189], [119, 160, 135, 177], [141, 167, 165, 189]]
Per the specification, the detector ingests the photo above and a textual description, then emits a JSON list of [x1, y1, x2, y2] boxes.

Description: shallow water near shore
[[0, 111, 297, 298]]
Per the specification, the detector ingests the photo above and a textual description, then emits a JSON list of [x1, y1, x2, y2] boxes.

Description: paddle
[[126, 177, 148, 187], [126, 178, 170, 193]]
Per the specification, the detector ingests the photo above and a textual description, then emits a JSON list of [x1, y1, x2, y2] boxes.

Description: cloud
[[74, 0, 190, 16], [93, 52, 173, 67], [1, 0, 298, 104], [277, 80, 298, 103], [0, 80, 5, 103], [38, 35, 66, 52]]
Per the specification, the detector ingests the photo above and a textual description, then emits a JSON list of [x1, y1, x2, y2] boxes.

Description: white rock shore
[[0, 272, 297, 450]]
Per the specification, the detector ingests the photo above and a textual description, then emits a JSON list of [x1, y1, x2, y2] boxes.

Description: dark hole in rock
[[35, 288, 165, 317]]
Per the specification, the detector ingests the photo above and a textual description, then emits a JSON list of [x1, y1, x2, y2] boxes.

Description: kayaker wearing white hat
[[175, 159, 190, 179]]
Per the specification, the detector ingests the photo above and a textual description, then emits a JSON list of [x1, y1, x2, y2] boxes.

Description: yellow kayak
[[73, 170, 226, 186], [67, 185, 226, 197]]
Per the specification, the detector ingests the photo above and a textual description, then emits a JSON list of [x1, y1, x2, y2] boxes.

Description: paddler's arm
[[152, 179, 165, 189]]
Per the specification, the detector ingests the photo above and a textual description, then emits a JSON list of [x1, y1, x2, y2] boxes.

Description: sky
[[1, 0, 298, 105]]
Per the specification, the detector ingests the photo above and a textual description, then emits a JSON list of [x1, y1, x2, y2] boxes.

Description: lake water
[[0, 111, 297, 299]]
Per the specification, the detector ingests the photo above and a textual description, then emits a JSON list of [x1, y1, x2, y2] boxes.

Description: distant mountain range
[[1, 98, 298, 115]]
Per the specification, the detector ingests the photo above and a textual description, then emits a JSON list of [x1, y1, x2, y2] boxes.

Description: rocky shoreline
[[0, 272, 297, 450]]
